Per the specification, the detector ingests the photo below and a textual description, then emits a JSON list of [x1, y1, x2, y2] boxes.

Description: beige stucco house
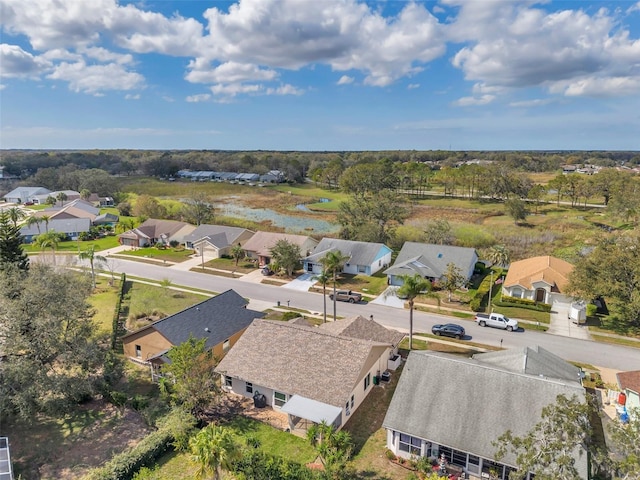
[[502, 255, 574, 304]]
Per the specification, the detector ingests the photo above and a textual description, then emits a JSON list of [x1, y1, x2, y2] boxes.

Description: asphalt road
[[104, 257, 640, 372]]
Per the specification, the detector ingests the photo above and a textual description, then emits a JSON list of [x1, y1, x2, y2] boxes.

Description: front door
[[535, 288, 546, 302]]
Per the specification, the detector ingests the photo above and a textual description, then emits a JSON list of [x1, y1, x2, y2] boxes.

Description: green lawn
[[116, 246, 196, 263], [123, 282, 208, 320], [205, 256, 258, 273], [88, 277, 122, 334], [23, 235, 120, 253], [491, 305, 550, 324]]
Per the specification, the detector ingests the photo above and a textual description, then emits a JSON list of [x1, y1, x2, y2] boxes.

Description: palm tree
[[24, 215, 42, 234], [307, 420, 353, 478], [80, 189, 92, 201], [312, 268, 331, 323], [230, 244, 245, 266], [33, 231, 63, 265], [6, 207, 26, 227], [319, 250, 350, 321], [78, 245, 106, 288], [395, 273, 438, 350], [39, 214, 51, 233], [56, 191, 68, 206], [486, 245, 510, 268], [189, 424, 240, 480]]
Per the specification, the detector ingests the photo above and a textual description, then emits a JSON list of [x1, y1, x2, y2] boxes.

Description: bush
[[86, 428, 173, 480], [470, 297, 482, 312], [586, 303, 597, 317], [385, 449, 397, 460], [495, 295, 551, 312], [232, 450, 319, 480]]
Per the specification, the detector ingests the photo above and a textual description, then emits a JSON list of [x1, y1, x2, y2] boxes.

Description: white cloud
[[509, 98, 553, 107], [125, 93, 140, 100], [0, 43, 51, 78], [628, 2, 640, 14], [453, 94, 495, 106], [337, 75, 354, 85], [47, 61, 144, 94], [0, 84, 6, 90], [407, 83, 420, 89], [447, 1, 640, 98], [265, 84, 304, 96], [551, 76, 640, 97], [210, 83, 263, 97], [186, 61, 278, 84], [186, 93, 211, 102], [81, 46, 134, 65]]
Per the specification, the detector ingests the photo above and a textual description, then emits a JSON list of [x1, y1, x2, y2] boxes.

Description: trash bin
[[277, 301, 280, 307], [373, 376, 379, 385]]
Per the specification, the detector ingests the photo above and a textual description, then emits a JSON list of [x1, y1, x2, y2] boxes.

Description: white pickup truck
[[474, 312, 519, 331]]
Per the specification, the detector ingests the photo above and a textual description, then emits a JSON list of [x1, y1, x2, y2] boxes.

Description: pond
[[220, 203, 339, 235]]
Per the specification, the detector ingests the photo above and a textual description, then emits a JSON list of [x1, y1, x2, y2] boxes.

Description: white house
[[303, 238, 392, 276]]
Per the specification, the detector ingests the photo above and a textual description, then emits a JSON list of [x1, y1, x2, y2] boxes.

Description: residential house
[[215, 316, 402, 433], [117, 218, 195, 247], [383, 242, 478, 287], [34, 198, 100, 222], [93, 212, 119, 226], [20, 217, 91, 242], [502, 255, 573, 304], [260, 170, 285, 183], [242, 231, 318, 267], [3, 186, 51, 204], [383, 347, 588, 479], [183, 224, 255, 259], [303, 238, 392, 276], [122, 289, 264, 380], [616, 370, 640, 420], [31, 190, 81, 205]]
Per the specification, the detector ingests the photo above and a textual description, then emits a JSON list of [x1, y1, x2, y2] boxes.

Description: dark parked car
[[431, 323, 466, 339]]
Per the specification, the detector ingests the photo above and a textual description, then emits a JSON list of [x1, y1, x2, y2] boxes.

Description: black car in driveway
[[431, 323, 466, 339]]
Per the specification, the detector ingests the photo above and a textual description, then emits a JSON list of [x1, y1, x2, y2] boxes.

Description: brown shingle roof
[[503, 256, 573, 292], [617, 370, 640, 393], [215, 319, 388, 407], [242, 231, 317, 256], [318, 315, 405, 347]]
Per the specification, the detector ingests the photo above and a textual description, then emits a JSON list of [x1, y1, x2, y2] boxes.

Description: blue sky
[[1, 0, 640, 151]]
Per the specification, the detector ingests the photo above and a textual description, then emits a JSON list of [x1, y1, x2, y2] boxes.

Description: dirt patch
[[10, 399, 153, 480]]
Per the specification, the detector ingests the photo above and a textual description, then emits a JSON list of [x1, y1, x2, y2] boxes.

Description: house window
[[364, 373, 371, 390], [350, 395, 354, 409], [224, 376, 233, 387], [512, 288, 522, 299], [135, 345, 142, 358], [358, 265, 366, 273], [246, 382, 253, 394], [274, 391, 287, 407], [223, 338, 230, 351], [398, 433, 421, 455]]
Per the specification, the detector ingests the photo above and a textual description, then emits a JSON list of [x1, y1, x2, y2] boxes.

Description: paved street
[[99, 255, 640, 372]]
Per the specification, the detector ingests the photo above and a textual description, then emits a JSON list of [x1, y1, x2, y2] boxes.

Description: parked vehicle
[[329, 290, 362, 303], [431, 323, 466, 339], [474, 312, 519, 331]]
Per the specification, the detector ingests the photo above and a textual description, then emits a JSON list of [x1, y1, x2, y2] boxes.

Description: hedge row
[[110, 272, 127, 351], [495, 295, 552, 312], [85, 428, 173, 480]]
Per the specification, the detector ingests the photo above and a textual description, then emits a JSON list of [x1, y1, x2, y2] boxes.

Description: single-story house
[[3, 186, 51, 204], [122, 289, 264, 380], [19, 217, 91, 242], [616, 370, 640, 420], [183, 225, 255, 258], [117, 219, 195, 247], [383, 347, 588, 479], [303, 238, 392, 276], [242, 231, 318, 267], [31, 190, 81, 205], [215, 315, 403, 433], [502, 256, 573, 304], [383, 242, 478, 287]]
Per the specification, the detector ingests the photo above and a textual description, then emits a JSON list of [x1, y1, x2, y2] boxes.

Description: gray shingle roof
[[183, 224, 253, 246], [20, 217, 91, 236], [473, 346, 583, 384], [318, 315, 405, 347], [215, 319, 389, 407], [383, 350, 586, 470], [122, 289, 264, 350], [383, 242, 477, 279], [305, 238, 389, 266], [136, 218, 191, 240], [242, 231, 317, 256]]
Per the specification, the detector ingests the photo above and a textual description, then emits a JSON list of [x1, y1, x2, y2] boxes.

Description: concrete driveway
[[282, 273, 318, 291], [370, 286, 406, 309], [547, 298, 591, 340]]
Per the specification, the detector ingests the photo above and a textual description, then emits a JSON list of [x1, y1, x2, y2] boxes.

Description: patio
[[217, 393, 291, 433]]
